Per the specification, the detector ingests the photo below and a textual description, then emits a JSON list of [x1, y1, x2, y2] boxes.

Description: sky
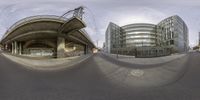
[[0, 0, 200, 48]]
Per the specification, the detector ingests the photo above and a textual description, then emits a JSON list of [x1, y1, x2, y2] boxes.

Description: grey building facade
[[105, 15, 189, 57], [157, 15, 189, 53], [105, 22, 123, 53], [199, 32, 200, 45], [122, 23, 157, 47]]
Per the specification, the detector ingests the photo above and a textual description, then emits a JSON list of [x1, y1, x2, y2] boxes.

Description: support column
[[14, 41, 18, 54], [57, 37, 65, 58], [12, 42, 14, 54], [19, 42, 22, 55], [5, 44, 8, 51], [84, 45, 88, 54]]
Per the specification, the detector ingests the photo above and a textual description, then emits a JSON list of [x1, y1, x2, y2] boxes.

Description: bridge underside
[[1, 17, 95, 58], [5, 35, 90, 58]]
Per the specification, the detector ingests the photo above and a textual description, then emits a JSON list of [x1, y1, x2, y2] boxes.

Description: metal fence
[[135, 47, 171, 58], [111, 46, 172, 58]]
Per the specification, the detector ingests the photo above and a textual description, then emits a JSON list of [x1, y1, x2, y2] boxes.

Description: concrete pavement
[[0, 52, 200, 100], [2, 53, 92, 71], [95, 53, 189, 87]]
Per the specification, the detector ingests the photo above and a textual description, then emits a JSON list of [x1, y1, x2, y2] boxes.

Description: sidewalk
[[95, 53, 189, 87], [104, 53, 186, 65], [2, 53, 92, 71]]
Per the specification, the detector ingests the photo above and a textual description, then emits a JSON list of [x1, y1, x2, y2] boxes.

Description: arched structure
[[1, 15, 95, 58]]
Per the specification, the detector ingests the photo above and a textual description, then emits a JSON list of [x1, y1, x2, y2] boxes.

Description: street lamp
[[117, 48, 119, 59]]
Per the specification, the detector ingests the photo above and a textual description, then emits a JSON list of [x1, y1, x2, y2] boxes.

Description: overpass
[[0, 15, 95, 58]]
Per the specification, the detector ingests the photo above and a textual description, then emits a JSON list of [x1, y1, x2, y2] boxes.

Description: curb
[[101, 53, 187, 67]]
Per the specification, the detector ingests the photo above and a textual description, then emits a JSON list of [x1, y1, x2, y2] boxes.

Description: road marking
[[130, 69, 144, 77]]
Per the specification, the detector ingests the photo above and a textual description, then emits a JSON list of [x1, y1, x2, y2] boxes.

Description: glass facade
[[105, 15, 189, 57], [122, 23, 157, 48], [105, 22, 124, 53], [199, 32, 200, 45], [157, 15, 189, 53]]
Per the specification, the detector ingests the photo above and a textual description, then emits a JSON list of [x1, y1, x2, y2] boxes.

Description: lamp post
[[117, 48, 119, 59]]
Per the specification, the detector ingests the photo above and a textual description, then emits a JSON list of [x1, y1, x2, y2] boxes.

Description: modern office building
[[105, 22, 123, 53], [199, 32, 200, 45], [157, 15, 189, 53], [122, 23, 157, 47], [193, 32, 200, 51], [105, 15, 189, 57]]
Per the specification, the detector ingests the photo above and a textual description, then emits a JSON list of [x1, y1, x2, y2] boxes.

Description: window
[[170, 40, 174, 45]]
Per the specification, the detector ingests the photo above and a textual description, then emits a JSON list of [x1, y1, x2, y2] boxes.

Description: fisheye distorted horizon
[[0, 0, 200, 48]]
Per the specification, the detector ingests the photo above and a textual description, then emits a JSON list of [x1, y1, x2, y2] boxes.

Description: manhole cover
[[130, 69, 144, 77]]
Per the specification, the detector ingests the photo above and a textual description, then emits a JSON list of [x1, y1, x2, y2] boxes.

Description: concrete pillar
[[5, 44, 8, 50], [3, 45, 5, 51], [14, 41, 18, 54], [19, 42, 22, 55], [84, 45, 88, 54], [57, 37, 65, 58], [12, 42, 14, 54]]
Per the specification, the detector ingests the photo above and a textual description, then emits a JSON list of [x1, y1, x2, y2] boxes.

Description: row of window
[[124, 28, 155, 32], [126, 39, 155, 43], [126, 35, 155, 39], [126, 43, 156, 47], [126, 31, 155, 35]]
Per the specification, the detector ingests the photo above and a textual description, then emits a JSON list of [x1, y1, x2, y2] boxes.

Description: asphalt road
[[0, 52, 200, 100]]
